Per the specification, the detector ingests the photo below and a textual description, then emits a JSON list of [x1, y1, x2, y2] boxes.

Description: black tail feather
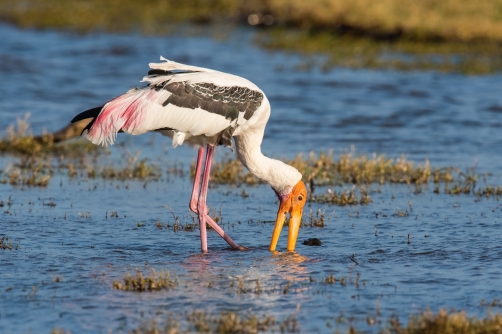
[[71, 106, 103, 135], [71, 106, 103, 123], [147, 69, 174, 76]]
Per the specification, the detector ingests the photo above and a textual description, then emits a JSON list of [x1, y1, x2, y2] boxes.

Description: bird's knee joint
[[196, 205, 204, 212], [189, 202, 198, 213], [197, 203, 206, 216]]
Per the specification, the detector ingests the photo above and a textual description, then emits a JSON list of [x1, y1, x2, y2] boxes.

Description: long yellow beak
[[269, 180, 307, 252], [269, 209, 302, 252], [287, 210, 302, 251], [270, 212, 286, 251]]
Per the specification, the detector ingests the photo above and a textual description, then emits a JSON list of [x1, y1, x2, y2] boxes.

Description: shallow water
[[1, 23, 502, 333]]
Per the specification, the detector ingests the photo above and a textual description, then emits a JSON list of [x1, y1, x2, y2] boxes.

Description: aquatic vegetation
[[303, 209, 325, 227], [474, 185, 502, 198], [208, 206, 223, 225], [392, 208, 410, 217], [256, 29, 502, 74], [78, 212, 91, 218], [2, 1, 502, 73], [290, 151, 432, 186], [206, 152, 502, 203], [55, 308, 502, 333], [2, 116, 500, 197], [208, 152, 433, 187], [202, 310, 284, 333], [0, 114, 102, 157], [0, 156, 54, 188], [480, 299, 502, 308], [0, 236, 19, 250], [285, 208, 328, 228], [112, 269, 177, 292], [51, 330, 70, 334], [100, 157, 162, 181], [201, 155, 260, 186], [133, 310, 286, 334], [282, 281, 291, 294], [2, 0, 502, 44], [0, 0, 239, 34], [0, 117, 163, 186], [323, 273, 337, 284], [0, 116, 99, 186], [311, 188, 373, 206], [0, 164, 52, 187], [385, 308, 502, 334], [247, 0, 502, 44], [165, 161, 186, 180]]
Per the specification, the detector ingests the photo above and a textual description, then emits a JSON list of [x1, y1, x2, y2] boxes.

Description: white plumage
[[89, 58, 265, 146], [74, 57, 306, 253]]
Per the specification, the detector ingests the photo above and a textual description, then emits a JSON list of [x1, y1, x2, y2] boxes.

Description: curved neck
[[234, 128, 302, 196]]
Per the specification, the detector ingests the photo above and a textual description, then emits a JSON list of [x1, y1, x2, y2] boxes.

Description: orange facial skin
[[269, 180, 307, 252]]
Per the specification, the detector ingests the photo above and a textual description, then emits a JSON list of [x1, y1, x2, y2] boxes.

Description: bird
[[71, 57, 307, 253]]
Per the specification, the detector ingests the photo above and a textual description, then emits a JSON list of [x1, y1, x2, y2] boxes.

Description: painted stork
[[72, 57, 307, 253]]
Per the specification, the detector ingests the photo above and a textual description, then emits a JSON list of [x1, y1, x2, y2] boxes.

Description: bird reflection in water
[[269, 251, 310, 282]]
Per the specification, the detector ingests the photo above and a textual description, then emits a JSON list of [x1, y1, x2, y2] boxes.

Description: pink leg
[[189, 147, 204, 213], [194, 145, 244, 252], [189, 147, 208, 252]]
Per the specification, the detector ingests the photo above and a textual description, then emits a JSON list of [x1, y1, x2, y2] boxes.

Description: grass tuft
[[386, 308, 502, 334], [112, 269, 177, 292], [205, 152, 502, 204], [0, 236, 19, 250], [0, 114, 102, 157]]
